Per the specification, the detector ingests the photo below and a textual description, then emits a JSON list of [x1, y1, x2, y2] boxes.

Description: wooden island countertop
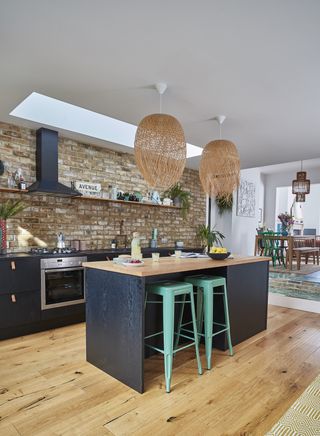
[[83, 255, 270, 277]]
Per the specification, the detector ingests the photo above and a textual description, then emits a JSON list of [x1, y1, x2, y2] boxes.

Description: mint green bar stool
[[145, 281, 202, 393], [175, 275, 233, 370]]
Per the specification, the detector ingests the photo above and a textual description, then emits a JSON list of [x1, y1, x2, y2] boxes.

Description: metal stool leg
[[163, 292, 175, 393], [189, 290, 203, 375], [174, 294, 186, 350], [196, 287, 204, 345], [203, 285, 214, 370], [222, 282, 233, 356]]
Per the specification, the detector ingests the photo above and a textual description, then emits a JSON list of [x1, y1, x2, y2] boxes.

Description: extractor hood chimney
[[28, 128, 82, 197]]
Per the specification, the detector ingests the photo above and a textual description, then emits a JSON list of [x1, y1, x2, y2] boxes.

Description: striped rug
[[266, 374, 320, 435]]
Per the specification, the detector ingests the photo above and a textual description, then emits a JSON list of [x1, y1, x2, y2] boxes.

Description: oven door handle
[[43, 267, 85, 273]]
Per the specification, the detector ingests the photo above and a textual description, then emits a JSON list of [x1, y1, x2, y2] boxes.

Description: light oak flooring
[[0, 305, 319, 436]]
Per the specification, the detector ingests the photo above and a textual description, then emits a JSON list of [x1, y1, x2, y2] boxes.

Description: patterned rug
[[270, 263, 320, 275], [266, 374, 320, 435]]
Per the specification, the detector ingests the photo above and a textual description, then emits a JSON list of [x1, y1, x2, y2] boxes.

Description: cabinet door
[[0, 290, 41, 328], [0, 261, 14, 294], [0, 258, 40, 295], [12, 258, 40, 292]]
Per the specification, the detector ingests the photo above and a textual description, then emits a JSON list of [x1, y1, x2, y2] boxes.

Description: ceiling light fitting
[[134, 83, 186, 189], [292, 161, 310, 203], [199, 115, 240, 197]]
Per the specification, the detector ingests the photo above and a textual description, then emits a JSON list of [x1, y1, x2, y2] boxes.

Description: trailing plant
[[0, 199, 26, 220], [164, 183, 191, 219], [197, 224, 225, 251], [216, 193, 233, 215]]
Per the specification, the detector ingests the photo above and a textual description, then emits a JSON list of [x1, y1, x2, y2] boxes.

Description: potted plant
[[0, 200, 26, 254], [197, 224, 225, 252], [164, 183, 191, 219], [216, 193, 233, 215]]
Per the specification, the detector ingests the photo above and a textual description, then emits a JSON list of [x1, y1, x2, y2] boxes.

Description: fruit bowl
[[208, 252, 231, 260]]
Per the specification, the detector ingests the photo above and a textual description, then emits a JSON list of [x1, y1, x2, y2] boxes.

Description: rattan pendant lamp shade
[[199, 116, 240, 196], [134, 83, 186, 189]]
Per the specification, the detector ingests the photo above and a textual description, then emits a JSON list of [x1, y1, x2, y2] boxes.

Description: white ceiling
[[1, 0, 320, 170], [260, 157, 320, 175]]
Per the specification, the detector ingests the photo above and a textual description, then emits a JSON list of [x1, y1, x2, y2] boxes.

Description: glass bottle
[[131, 232, 142, 260]]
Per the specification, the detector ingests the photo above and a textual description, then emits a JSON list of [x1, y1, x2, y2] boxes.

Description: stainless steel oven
[[40, 256, 87, 310]]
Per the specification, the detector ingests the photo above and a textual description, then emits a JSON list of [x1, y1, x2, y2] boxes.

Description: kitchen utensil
[[57, 232, 65, 249]]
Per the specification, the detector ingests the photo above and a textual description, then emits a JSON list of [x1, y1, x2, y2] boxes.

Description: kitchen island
[[84, 255, 269, 393]]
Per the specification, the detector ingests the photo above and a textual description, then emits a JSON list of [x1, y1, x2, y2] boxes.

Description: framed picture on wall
[[236, 180, 256, 217]]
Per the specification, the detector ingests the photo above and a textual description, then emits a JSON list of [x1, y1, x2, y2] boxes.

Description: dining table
[[254, 234, 317, 270]]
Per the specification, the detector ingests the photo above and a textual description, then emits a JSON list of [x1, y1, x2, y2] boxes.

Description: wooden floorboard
[[0, 305, 319, 436]]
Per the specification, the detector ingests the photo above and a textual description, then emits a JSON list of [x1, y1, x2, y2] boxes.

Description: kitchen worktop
[[0, 247, 201, 261], [83, 255, 270, 277]]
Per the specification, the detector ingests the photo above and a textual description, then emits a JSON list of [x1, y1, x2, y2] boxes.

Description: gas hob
[[29, 247, 79, 255]]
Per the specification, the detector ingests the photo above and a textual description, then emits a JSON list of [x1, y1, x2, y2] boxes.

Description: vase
[[173, 197, 181, 207], [281, 226, 288, 236], [0, 219, 7, 254]]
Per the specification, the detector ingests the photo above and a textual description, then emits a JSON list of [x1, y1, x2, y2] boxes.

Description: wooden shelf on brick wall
[[0, 187, 180, 210], [74, 195, 179, 209], [0, 187, 28, 194]]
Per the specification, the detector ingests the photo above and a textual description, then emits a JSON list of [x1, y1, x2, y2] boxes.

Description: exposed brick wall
[[0, 122, 206, 250]]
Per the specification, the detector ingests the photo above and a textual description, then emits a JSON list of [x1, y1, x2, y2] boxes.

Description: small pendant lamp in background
[[199, 115, 240, 196], [292, 161, 310, 202], [134, 83, 186, 189]]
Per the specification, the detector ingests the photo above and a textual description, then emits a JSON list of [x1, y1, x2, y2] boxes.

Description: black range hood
[[28, 128, 82, 197]]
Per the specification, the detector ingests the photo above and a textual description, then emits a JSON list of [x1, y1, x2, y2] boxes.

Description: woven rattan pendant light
[[134, 83, 186, 189], [199, 115, 240, 196], [292, 161, 310, 202]]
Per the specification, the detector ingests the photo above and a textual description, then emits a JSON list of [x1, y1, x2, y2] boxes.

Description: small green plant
[[164, 183, 191, 219], [0, 200, 26, 219], [197, 224, 225, 251], [216, 194, 233, 215]]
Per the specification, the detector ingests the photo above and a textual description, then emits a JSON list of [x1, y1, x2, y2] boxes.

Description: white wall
[[211, 167, 263, 256], [258, 173, 265, 226], [207, 162, 320, 257], [210, 199, 233, 250], [301, 184, 320, 233], [264, 167, 320, 229], [275, 186, 295, 230], [231, 168, 262, 255]]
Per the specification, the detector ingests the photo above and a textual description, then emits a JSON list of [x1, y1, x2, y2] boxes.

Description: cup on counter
[[152, 252, 160, 262], [174, 250, 182, 258]]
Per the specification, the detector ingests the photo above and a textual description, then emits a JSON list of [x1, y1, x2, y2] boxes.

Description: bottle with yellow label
[[131, 232, 142, 260]]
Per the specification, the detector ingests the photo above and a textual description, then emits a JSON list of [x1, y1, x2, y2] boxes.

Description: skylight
[[10, 93, 203, 158]]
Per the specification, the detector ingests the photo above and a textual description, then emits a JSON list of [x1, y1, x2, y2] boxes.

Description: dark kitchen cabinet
[[0, 260, 15, 293], [0, 290, 41, 329], [0, 256, 84, 340], [0, 258, 40, 295]]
